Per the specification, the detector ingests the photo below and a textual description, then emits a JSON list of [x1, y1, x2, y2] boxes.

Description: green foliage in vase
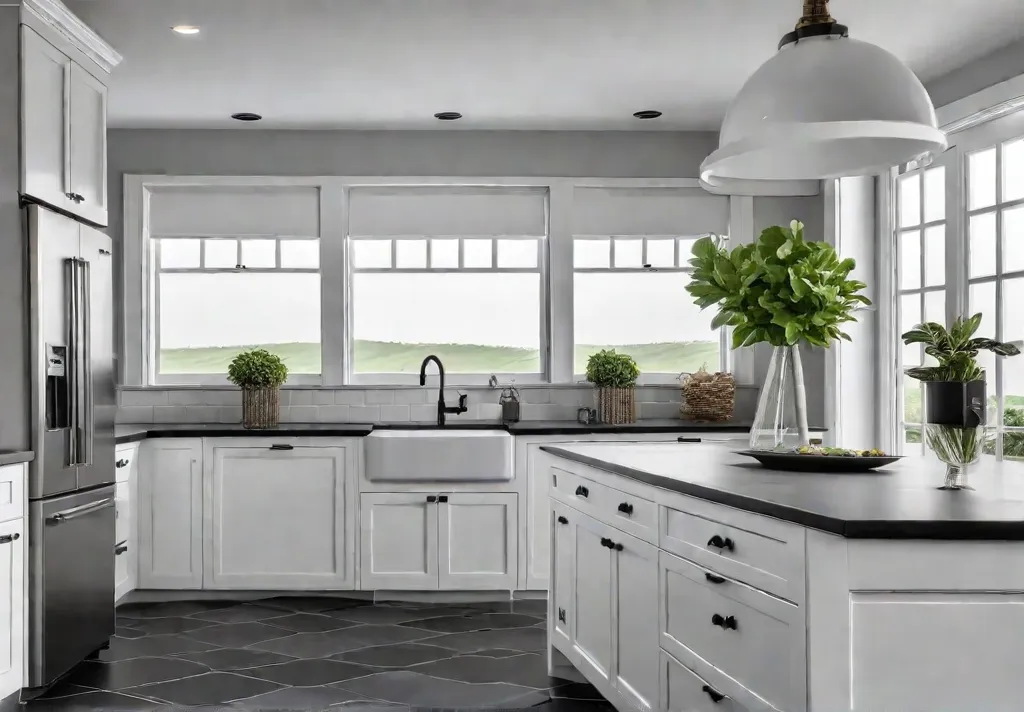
[[686, 221, 870, 349], [585, 349, 640, 388], [227, 348, 288, 388], [901, 313, 1021, 383]]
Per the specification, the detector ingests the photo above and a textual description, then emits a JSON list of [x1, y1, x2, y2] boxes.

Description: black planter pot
[[925, 380, 986, 428]]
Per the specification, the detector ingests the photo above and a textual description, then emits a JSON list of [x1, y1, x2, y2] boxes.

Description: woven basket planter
[[680, 371, 736, 421], [596, 387, 637, 425], [241, 386, 280, 429]]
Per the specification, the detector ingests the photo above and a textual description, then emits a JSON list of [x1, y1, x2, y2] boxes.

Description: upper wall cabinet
[[20, 25, 109, 227]]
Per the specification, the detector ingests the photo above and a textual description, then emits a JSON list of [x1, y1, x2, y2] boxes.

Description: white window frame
[[123, 176, 743, 388], [885, 107, 1024, 459], [570, 233, 730, 385]]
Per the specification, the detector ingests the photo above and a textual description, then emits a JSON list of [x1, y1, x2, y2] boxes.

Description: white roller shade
[[573, 187, 729, 236], [150, 186, 321, 236], [349, 187, 547, 236]]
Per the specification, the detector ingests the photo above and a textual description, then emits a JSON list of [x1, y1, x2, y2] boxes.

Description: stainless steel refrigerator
[[26, 204, 115, 689]]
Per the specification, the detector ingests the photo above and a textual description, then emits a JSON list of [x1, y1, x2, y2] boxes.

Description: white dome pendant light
[[701, 0, 947, 183]]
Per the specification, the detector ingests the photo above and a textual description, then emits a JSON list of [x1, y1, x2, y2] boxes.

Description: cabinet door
[[68, 62, 108, 226], [360, 493, 438, 590], [549, 501, 574, 651], [526, 443, 574, 590], [612, 530, 660, 712], [20, 26, 70, 212], [138, 440, 203, 589], [114, 480, 131, 601], [0, 519, 24, 701], [572, 513, 615, 687], [206, 445, 353, 589], [438, 493, 517, 590]]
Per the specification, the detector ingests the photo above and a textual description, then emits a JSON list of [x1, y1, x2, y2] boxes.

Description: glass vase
[[749, 344, 811, 451], [926, 424, 983, 490]]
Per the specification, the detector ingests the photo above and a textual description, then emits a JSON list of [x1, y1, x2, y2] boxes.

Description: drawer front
[[660, 495, 804, 603], [551, 467, 656, 544], [115, 482, 130, 543], [661, 649, 756, 712], [660, 551, 805, 712], [115, 445, 137, 483], [0, 464, 25, 524]]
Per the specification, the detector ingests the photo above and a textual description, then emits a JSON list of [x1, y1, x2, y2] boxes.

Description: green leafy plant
[[901, 313, 1020, 382], [227, 348, 288, 389], [686, 221, 871, 349], [585, 349, 640, 388]]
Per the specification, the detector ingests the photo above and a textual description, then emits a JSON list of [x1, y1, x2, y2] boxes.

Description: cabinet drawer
[[115, 482, 130, 543], [551, 467, 656, 544], [661, 649, 756, 712], [0, 464, 25, 524], [115, 447, 135, 483], [660, 495, 804, 603], [659, 551, 805, 712]]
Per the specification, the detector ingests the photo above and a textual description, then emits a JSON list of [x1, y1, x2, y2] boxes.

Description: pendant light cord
[[796, 1, 835, 29]]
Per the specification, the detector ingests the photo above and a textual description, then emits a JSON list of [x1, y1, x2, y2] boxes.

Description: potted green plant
[[687, 220, 871, 449], [227, 348, 289, 429], [902, 314, 1020, 489], [585, 349, 640, 424]]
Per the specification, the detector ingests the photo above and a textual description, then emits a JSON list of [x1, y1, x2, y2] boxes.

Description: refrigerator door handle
[[47, 497, 114, 525], [78, 258, 93, 467], [64, 258, 79, 466]]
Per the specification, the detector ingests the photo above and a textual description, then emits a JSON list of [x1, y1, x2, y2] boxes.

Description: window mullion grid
[[995, 143, 1005, 460]]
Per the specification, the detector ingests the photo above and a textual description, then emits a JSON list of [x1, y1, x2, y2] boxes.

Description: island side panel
[[805, 529, 853, 711]]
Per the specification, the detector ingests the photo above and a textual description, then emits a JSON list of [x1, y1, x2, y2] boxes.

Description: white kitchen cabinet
[[550, 501, 574, 651], [138, 439, 203, 589], [439, 493, 517, 590], [571, 513, 615, 688], [360, 493, 438, 590], [611, 530, 660, 712], [114, 444, 139, 602], [204, 442, 355, 589], [19, 25, 109, 226], [0, 518, 24, 703]]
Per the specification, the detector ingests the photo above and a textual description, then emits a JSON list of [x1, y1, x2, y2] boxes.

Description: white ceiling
[[68, 0, 1024, 131]]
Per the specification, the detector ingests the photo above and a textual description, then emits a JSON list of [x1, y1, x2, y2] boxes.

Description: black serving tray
[[737, 450, 903, 473]]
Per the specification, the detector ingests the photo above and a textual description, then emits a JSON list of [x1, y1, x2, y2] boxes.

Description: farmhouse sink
[[365, 430, 513, 482]]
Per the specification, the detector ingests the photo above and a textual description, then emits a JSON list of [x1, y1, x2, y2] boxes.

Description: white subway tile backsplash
[[185, 406, 219, 423], [521, 404, 560, 421], [379, 404, 410, 422], [521, 388, 550, 404], [120, 390, 168, 407], [335, 390, 365, 406], [365, 390, 395, 405], [317, 405, 350, 422], [409, 404, 436, 422], [640, 402, 682, 420], [117, 406, 154, 423], [393, 389, 427, 405], [167, 390, 203, 406], [475, 403, 502, 421], [288, 405, 319, 422], [204, 390, 242, 406], [289, 390, 314, 406], [311, 390, 335, 406], [218, 407, 243, 424], [550, 388, 588, 407], [153, 406, 187, 423], [348, 405, 380, 422]]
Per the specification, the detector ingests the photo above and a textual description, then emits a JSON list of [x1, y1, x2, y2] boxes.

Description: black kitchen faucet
[[419, 355, 468, 426]]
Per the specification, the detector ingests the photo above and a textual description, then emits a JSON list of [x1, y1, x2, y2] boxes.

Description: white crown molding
[[22, 0, 122, 73], [936, 72, 1024, 135]]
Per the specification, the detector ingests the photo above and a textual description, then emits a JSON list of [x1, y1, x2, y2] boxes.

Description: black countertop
[[115, 419, 764, 444], [542, 442, 1024, 540], [0, 451, 34, 466]]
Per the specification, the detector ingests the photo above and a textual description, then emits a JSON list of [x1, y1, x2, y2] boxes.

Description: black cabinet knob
[[705, 572, 726, 584], [558, 607, 566, 623], [707, 535, 735, 551], [702, 685, 726, 703], [575, 485, 589, 498], [438, 495, 449, 503], [557, 516, 568, 525], [115, 544, 128, 555], [600, 537, 613, 548], [614, 542, 623, 551], [426, 495, 437, 503], [617, 502, 633, 516], [0, 533, 20, 544], [711, 613, 737, 630], [115, 459, 129, 468]]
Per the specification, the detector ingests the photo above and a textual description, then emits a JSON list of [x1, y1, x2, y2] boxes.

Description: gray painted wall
[[0, 8, 28, 452], [926, 38, 1024, 108]]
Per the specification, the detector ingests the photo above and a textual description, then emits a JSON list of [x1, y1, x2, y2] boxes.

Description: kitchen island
[[543, 442, 1024, 712]]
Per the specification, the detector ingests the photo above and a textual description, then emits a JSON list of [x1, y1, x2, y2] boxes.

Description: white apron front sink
[[365, 430, 513, 482]]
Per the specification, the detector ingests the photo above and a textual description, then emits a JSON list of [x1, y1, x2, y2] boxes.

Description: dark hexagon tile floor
[[25, 597, 610, 711]]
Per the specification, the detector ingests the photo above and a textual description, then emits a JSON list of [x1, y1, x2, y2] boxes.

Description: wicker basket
[[680, 369, 736, 421], [242, 386, 280, 429], [596, 387, 637, 425]]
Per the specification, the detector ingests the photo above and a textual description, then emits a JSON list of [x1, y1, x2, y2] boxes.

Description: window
[[348, 235, 546, 382], [890, 114, 1024, 460], [572, 235, 724, 379], [151, 236, 321, 383]]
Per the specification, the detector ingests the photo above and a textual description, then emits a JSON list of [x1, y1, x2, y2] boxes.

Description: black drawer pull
[[707, 535, 735, 552], [711, 613, 737, 630], [426, 495, 437, 503], [0, 533, 19, 545], [702, 685, 726, 703], [557, 516, 568, 525], [269, 444, 293, 450], [115, 459, 129, 468], [438, 495, 449, 503], [575, 485, 589, 498], [558, 607, 566, 623], [617, 502, 633, 515], [705, 572, 726, 584], [115, 543, 128, 555]]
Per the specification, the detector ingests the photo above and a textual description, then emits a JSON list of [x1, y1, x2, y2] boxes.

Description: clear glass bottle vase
[[749, 344, 812, 451]]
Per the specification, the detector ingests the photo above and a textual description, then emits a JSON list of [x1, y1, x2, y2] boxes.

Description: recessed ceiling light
[[434, 112, 462, 121], [633, 110, 662, 120], [230, 112, 262, 122], [172, 25, 201, 35]]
